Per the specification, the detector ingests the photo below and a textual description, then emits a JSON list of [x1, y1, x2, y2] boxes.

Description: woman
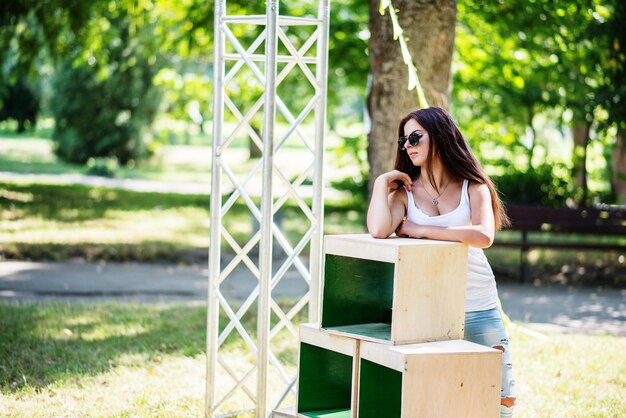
[[367, 107, 516, 417]]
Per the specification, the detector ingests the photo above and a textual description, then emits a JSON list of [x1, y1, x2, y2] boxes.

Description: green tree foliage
[[494, 163, 574, 207], [326, 0, 369, 126], [0, 0, 101, 82], [50, 6, 162, 167], [2, 0, 205, 160], [595, 1, 626, 132], [1, 1, 165, 164], [0, 1, 100, 133], [51, 55, 160, 165], [0, 77, 40, 132], [454, 0, 623, 206], [454, 1, 564, 165], [1, 1, 371, 150]]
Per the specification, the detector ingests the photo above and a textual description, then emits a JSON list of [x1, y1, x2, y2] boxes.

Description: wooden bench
[[495, 205, 626, 282]]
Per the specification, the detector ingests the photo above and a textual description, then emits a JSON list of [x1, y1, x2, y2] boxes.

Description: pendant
[[432, 198, 439, 206]]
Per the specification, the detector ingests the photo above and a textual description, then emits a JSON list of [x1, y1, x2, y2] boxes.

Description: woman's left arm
[[395, 183, 495, 248]]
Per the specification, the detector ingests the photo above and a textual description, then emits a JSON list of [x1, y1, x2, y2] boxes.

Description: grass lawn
[[0, 132, 213, 183], [0, 126, 351, 185], [0, 181, 366, 263], [0, 302, 624, 417], [0, 182, 211, 262]]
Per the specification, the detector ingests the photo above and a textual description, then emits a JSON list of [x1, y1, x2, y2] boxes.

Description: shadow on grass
[[1, 241, 207, 263], [0, 159, 84, 176], [0, 182, 211, 222], [0, 181, 353, 223], [0, 303, 208, 391], [0, 300, 304, 392]]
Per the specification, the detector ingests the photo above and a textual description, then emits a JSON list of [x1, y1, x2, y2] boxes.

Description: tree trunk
[[572, 121, 590, 207], [612, 127, 626, 205], [367, 0, 456, 197]]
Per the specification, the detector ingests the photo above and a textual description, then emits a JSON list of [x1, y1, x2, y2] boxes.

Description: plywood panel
[[300, 323, 356, 357], [324, 235, 465, 262], [359, 339, 501, 418], [356, 339, 405, 372], [324, 234, 399, 262], [403, 353, 501, 418], [323, 323, 391, 344], [298, 409, 352, 418], [392, 244, 468, 344], [321, 235, 467, 345]]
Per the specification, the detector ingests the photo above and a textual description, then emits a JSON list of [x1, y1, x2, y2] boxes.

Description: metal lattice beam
[[207, 1, 330, 417]]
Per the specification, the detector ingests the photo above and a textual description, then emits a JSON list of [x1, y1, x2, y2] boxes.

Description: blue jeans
[[464, 308, 516, 400]]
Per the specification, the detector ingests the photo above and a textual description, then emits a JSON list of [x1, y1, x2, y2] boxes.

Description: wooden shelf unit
[[321, 234, 468, 345], [358, 339, 502, 418]]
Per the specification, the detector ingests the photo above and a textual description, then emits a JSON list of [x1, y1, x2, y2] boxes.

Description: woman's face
[[402, 118, 430, 167]]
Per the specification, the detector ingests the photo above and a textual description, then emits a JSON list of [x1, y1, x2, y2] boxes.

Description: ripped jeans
[[464, 308, 516, 400]]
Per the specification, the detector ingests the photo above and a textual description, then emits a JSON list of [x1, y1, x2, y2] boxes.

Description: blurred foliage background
[[0, 0, 625, 208]]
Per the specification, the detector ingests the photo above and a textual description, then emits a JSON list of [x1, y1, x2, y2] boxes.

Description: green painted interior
[[324, 323, 391, 341], [299, 408, 352, 418], [358, 359, 402, 418], [321, 255, 394, 329], [297, 342, 353, 414]]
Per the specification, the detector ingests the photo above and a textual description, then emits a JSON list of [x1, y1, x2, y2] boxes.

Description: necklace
[[420, 177, 450, 206]]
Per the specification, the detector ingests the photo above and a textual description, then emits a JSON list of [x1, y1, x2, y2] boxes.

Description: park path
[[0, 171, 211, 194], [0, 170, 346, 198], [1, 260, 625, 336]]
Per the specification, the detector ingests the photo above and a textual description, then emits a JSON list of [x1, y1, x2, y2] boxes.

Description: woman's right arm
[[367, 170, 412, 238]]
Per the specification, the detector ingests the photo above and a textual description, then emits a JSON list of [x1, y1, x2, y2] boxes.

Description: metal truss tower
[[208, 1, 330, 416]]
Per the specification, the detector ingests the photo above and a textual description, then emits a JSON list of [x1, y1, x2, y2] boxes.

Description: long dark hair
[[394, 107, 510, 230]]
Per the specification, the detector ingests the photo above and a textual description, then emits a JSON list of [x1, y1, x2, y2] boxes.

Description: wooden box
[[296, 324, 359, 418], [321, 234, 468, 345], [357, 339, 502, 418]]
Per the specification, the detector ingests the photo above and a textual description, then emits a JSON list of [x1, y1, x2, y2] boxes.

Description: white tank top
[[405, 179, 498, 312]]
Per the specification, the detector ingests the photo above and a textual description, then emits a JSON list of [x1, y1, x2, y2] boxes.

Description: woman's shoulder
[[467, 181, 491, 200], [389, 185, 409, 206], [467, 180, 489, 189]]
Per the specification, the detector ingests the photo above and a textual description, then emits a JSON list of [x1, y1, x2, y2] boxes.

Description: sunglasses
[[397, 131, 424, 151]]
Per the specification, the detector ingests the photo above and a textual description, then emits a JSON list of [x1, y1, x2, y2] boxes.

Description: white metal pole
[[309, 0, 330, 323], [206, 0, 225, 416], [257, 1, 278, 416]]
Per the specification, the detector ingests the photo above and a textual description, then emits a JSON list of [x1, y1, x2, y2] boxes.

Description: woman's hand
[[367, 170, 410, 238], [395, 218, 422, 238], [377, 170, 413, 191]]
